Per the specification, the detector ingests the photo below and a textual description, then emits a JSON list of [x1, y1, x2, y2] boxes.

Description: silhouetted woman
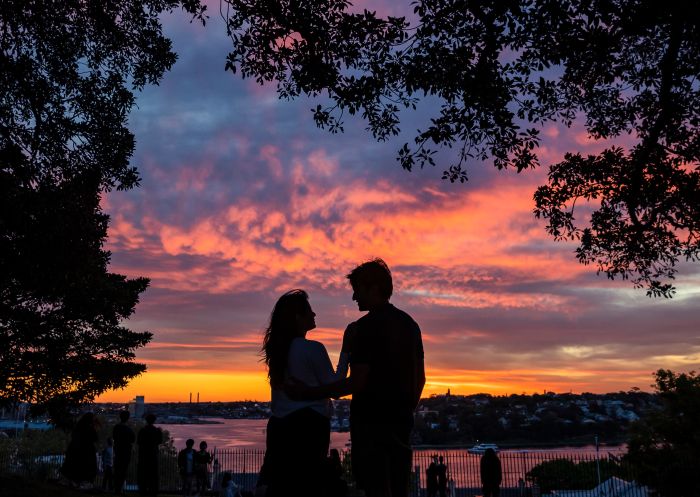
[[61, 412, 99, 487], [258, 289, 349, 497], [480, 448, 502, 497]]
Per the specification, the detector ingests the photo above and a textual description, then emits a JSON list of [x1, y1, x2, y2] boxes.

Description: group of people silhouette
[[61, 258, 433, 496], [61, 410, 163, 495]]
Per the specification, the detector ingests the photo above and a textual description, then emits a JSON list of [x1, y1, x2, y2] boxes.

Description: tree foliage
[[0, 0, 206, 421], [526, 458, 627, 493], [625, 369, 700, 497], [222, 0, 700, 296]]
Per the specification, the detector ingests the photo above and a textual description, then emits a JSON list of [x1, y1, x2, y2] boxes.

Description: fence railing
[[0, 446, 649, 496]]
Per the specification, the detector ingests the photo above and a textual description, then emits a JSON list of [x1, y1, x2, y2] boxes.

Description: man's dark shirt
[[137, 424, 163, 460], [113, 422, 135, 454], [437, 463, 447, 489], [350, 302, 424, 425]]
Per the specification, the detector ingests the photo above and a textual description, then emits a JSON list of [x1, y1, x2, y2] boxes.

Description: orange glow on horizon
[[96, 370, 270, 403], [96, 365, 655, 404]]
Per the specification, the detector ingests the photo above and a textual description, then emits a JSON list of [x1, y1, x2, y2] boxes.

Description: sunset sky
[[96, 3, 700, 403]]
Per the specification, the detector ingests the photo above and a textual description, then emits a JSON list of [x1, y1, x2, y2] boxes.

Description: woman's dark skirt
[[259, 407, 330, 497]]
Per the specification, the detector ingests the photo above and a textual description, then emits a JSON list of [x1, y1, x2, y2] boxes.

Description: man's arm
[[285, 322, 367, 400], [286, 363, 370, 400]]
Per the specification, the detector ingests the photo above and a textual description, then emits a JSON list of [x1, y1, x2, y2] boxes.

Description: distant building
[[129, 396, 145, 419]]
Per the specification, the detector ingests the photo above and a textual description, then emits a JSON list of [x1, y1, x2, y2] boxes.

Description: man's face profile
[[352, 283, 370, 311]]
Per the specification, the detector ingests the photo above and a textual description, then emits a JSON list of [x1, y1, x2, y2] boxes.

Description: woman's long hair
[[262, 289, 310, 387]]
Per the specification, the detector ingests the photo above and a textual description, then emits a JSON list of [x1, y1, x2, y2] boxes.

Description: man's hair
[[346, 258, 393, 299], [119, 410, 130, 422], [186, 439, 195, 447], [144, 413, 156, 424]]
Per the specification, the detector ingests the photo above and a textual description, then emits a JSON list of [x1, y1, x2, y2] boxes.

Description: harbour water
[[164, 418, 351, 451], [163, 418, 625, 456]]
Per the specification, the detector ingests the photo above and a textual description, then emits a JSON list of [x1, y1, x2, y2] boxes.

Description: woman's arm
[[285, 324, 359, 400], [309, 341, 348, 385]]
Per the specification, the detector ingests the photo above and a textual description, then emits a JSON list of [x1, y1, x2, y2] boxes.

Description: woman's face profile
[[296, 302, 316, 334]]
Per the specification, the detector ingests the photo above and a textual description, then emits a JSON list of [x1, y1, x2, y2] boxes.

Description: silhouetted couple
[[112, 410, 163, 495], [178, 438, 212, 496], [426, 455, 447, 497], [257, 259, 426, 497]]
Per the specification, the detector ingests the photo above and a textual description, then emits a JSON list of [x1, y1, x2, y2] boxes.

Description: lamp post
[[595, 435, 602, 489]]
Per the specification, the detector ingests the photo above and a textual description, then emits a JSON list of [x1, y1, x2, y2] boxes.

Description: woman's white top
[[270, 337, 349, 419]]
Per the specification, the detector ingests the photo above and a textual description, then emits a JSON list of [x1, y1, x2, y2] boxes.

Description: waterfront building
[[129, 396, 145, 419]]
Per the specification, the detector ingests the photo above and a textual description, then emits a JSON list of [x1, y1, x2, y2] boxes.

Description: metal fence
[[0, 445, 649, 496], [411, 449, 648, 496]]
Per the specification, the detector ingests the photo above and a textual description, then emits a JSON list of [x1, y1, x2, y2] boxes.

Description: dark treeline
[[93, 390, 659, 446], [412, 391, 658, 446]]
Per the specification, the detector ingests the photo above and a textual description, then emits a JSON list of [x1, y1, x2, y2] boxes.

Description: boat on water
[[467, 443, 500, 455]]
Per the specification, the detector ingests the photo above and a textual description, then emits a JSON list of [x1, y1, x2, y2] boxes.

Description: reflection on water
[[164, 418, 351, 451]]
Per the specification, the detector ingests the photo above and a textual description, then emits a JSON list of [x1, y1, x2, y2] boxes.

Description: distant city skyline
[[97, 2, 699, 403]]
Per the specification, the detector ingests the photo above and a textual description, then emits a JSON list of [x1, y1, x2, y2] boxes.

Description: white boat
[[467, 443, 500, 455]]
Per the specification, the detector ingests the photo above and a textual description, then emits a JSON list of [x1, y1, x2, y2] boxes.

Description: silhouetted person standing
[[260, 290, 350, 497], [195, 440, 212, 494], [61, 412, 98, 487], [345, 259, 425, 497], [426, 456, 438, 497], [436, 456, 447, 497], [287, 259, 426, 497], [113, 410, 135, 494], [177, 439, 196, 496], [137, 413, 163, 496], [480, 448, 502, 497]]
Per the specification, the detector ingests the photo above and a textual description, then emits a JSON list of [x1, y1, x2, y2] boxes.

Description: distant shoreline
[[413, 442, 626, 450], [159, 419, 224, 425]]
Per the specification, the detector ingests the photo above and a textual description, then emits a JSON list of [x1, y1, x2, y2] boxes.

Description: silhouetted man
[[113, 410, 135, 494], [436, 456, 447, 497], [137, 413, 163, 496], [177, 439, 196, 496], [287, 258, 425, 497], [426, 456, 438, 497]]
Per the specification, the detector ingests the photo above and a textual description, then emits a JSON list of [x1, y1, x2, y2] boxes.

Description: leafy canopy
[[625, 369, 700, 497], [222, 0, 700, 297], [0, 0, 206, 421]]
